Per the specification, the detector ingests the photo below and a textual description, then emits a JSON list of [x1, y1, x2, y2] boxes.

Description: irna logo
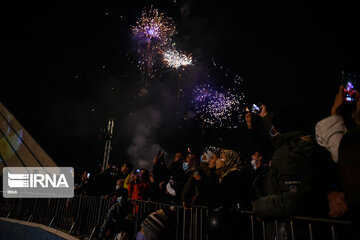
[[3, 167, 74, 198], [8, 172, 69, 188]]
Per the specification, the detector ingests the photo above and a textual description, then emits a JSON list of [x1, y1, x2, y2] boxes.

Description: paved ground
[[0, 219, 67, 240]]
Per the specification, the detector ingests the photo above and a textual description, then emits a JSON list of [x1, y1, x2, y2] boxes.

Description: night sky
[[3, 1, 359, 171]]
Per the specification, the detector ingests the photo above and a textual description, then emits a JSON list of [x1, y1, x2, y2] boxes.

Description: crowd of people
[[75, 86, 359, 240]]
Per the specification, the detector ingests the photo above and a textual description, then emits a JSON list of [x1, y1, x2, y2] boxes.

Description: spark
[[163, 49, 192, 69], [192, 75, 246, 128]]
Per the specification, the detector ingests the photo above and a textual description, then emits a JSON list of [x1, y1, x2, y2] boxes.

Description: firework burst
[[192, 75, 246, 128], [132, 6, 176, 46], [131, 6, 176, 77], [163, 49, 192, 69]]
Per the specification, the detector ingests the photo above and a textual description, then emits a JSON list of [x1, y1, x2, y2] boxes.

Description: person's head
[[121, 162, 133, 174], [140, 207, 176, 240], [182, 153, 199, 172], [116, 179, 124, 186], [187, 153, 199, 166], [209, 150, 221, 169], [201, 146, 221, 163], [216, 149, 243, 183], [173, 152, 183, 163], [139, 168, 150, 183]]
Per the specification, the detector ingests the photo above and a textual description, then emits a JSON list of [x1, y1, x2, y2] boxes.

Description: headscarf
[[218, 150, 244, 183], [201, 146, 221, 162]]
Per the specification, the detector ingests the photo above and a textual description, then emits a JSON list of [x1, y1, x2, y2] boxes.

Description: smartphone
[[250, 104, 261, 114], [87, 173, 90, 178], [136, 169, 141, 173], [342, 72, 357, 102]]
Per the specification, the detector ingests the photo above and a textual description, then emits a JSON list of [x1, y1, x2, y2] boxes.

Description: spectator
[[136, 207, 176, 240], [247, 151, 269, 201], [129, 168, 151, 201], [252, 131, 331, 218], [136, 206, 177, 240], [316, 85, 360, 233], [120, 162, 133, 191], [181, 148, 219, 208], [99, 190, 134, 240], [181, 153, 200, 209], [165, 152, 186, 204], [338, 92, 360, 235], [245, 106, 276, 165], [153, 151, 169, 184], [215, 149, 249, 208]]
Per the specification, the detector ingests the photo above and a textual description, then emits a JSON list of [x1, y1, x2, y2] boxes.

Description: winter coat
[[252, 133, 327, 218]]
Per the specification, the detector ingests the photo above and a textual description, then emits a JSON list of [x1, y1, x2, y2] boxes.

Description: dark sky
[[3, 1, 359, 171]]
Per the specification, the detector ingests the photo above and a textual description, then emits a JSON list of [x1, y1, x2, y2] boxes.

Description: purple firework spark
[[192, 78, 246, 128]]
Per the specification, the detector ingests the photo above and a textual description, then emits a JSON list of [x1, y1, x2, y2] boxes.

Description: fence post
[[6, 198, 16, 218], [97, 197, 104, 225], [182, 208, 186, 240], [262, 221, 266, 240], [194, 208, 198, 240], [308, 223, 313, 240], [49, 217, 55, 227], [331, 225, 336, 240], [206, 209, 209, 240], [176, 207, 179, 240], [89, 224, 98, 240], [200, 208, 203, 240], [69, 221, 77, 234], [290, 220, 295, 240], [250, 215, 255, 240], [275, 220, 279, 240]]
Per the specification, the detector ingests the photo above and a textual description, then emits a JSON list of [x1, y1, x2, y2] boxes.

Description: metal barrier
[[239, 210, 353, 240], [130, 200, 353, 240], [130, 199, 209, 240], [0, 197, 354, 240]]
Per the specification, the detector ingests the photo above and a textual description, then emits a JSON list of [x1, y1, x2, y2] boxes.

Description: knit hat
[[141, 207, 176, 240]]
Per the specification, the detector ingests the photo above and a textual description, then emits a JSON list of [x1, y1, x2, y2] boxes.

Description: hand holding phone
[[342, 72, 357, 102], [250, 104, 261, 114]]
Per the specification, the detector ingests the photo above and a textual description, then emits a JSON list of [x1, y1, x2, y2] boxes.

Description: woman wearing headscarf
[[207, 150, 252, 240], [215, 149, 250, 208]]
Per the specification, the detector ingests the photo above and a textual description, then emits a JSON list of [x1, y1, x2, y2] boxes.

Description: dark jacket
[[339, 126, 360, 232], [252, 133, 328, 218], [218, 169, 250, 209], [181, 164, 218, 208]]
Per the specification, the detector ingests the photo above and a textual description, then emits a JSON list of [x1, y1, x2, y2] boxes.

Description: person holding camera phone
[[316, 84, 360, 234]]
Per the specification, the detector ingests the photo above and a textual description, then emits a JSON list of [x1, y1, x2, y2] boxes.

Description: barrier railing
[[129, 200, 354, 240], [0, 196, 354, 240], [130, 199, 209, 240]]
